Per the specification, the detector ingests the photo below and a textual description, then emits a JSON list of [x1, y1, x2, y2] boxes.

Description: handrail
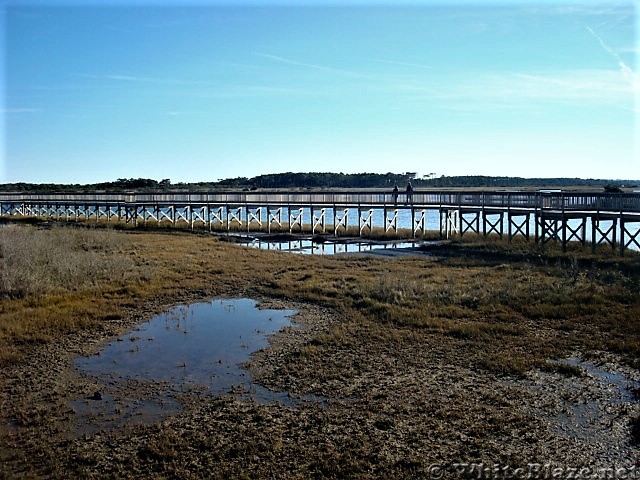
[[1, 190, 639, 213]]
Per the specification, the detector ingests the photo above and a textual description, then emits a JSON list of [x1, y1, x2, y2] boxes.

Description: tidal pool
[[231, 233, 425, 255], [248, 238, 420, 255], [75, 298, 302, 405]]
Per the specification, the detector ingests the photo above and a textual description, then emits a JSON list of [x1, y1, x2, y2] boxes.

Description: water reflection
[[74, 299, 318, 420], [563, 358, 640, 403], [241, 236, 422, 255], [548, 357, 640, 441]]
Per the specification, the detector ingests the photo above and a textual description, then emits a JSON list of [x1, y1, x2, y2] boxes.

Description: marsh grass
[[250, 240, 639, 373], [0, 225, 144, 298], [2, 222, 640, 477], [0, 221, 639, 375], [0, 225, 155, 361]]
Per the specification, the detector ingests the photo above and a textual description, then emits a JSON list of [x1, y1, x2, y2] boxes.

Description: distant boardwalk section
[[1, 190, 640, 254]]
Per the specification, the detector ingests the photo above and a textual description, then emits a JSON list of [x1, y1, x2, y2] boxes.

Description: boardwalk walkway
[[2, 190, 639, 254]]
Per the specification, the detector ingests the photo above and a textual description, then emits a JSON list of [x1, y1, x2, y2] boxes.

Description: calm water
[[242, 237, 422, 255], [550, 358, 640, 440], [92, 205, 639, 251], [231, 206, 639, 252], [564, 358, 640, 403], [75, 299, 304, 404]]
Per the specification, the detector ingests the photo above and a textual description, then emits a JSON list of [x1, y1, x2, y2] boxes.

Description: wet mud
[[1, 296, 638, 478]]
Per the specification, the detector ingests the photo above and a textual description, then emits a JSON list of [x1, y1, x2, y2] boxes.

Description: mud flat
[[1, 227, 639, 478], [1, 298, 638, 478]]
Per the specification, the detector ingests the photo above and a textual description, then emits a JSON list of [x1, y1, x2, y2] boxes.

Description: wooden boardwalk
[[1, 190, 639, 254]]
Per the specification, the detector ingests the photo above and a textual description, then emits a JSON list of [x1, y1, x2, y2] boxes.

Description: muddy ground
[[1, 291, 638, 479]]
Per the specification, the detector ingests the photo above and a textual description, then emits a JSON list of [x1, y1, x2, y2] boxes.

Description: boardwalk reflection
[[242, 237, 422, 255]]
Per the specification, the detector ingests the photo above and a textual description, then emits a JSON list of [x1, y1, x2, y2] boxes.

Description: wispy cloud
[[79, 73, 215, 87], [213, 61, 267, 71], [186, 84, 334, 100], [254, 53, 329, 71], [585, 24, 638, 95], [404, 68, 637, 112], [541, 5, 633, 17], [76, 71, 338, 101], [585, 25, 633, 75], [80, 73, 155, 83], [370, 59, 432, 70], [254, 52, 369, 78]]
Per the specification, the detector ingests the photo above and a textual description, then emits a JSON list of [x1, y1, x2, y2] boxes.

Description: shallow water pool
[[75, 298, 299, 403]]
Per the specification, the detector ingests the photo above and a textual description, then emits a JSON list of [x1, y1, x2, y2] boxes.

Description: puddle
[[504, 355, 640, 456], [562, 357, 640, 403], [231, 234, 425, 255], [73, 299, 322, 430], [545, 357, 640, 444]]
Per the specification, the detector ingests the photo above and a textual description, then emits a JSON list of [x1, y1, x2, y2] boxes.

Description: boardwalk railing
[[1, 190, 639, 253], [1, 190, 640, 212]]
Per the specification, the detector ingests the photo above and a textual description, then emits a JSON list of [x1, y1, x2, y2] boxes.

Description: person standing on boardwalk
[[405, 181, 413, 204], [392, 185, 399, 205]]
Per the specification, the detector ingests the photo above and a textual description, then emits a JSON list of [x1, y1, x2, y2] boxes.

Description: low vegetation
[[1, 222, 639, 369], [1, 221, 639, 477], [0, 224, 144, 298]]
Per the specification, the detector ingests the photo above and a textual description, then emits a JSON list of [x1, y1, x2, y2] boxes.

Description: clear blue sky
[[2, 0, 638, 184]]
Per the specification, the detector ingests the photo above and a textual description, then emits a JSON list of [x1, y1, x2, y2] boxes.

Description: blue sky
[[2, 1, 638, 184]]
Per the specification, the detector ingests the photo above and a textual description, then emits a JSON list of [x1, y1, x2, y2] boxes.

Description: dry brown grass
[[1, 222, 640, 477], [0, 224, 146, 298], [0, 225, 156, 362], [1, 222, 638, 373]]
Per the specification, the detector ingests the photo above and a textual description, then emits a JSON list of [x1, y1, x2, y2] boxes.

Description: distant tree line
[[1, 173, 637, 193], [216, 172, 414, 189], [0, 178, 172, 193]]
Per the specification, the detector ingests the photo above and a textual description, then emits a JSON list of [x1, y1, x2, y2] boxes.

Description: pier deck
[[2, 190, 639, 254]]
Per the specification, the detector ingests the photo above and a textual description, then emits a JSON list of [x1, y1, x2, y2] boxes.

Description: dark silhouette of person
[[406, 181, 413, 204], [392, 185, 399, 205]]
